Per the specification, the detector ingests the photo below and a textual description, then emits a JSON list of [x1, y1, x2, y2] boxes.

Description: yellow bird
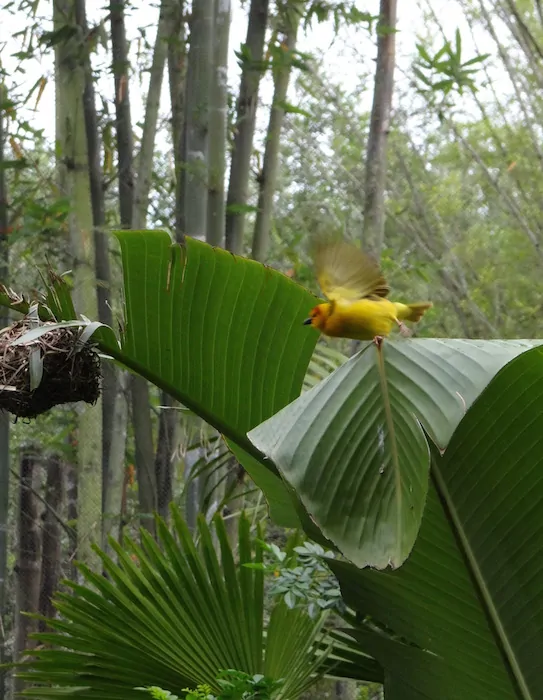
[[303, 238, 432, 342]]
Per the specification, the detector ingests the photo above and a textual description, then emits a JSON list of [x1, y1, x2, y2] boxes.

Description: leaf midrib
[[431, 460, 532, 700], [377, 345, 403, 565]]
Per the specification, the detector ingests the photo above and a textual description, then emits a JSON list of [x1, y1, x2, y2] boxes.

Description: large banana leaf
[[113, 231, 317, 437], [249, 339, 540, 568], [0, 231, 320, 528], [325, 346, 543, 699], [4, 232, 543, 569], [15, 510, 329, 700], [1, 232, 321, 530], [111, 231, 322, 528], [115, 231, 328, 526]]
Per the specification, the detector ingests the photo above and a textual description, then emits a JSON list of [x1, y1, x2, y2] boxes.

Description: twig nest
[[0, 320, 101, 418]]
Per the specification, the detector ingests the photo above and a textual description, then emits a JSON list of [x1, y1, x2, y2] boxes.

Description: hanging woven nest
[[0, 320, 101, 419]]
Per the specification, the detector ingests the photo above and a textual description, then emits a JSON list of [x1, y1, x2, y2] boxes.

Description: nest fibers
[[0, 321, 101, 419]]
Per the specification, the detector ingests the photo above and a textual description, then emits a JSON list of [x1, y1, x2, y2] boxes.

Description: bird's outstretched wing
[[310, 237, 390, 301]]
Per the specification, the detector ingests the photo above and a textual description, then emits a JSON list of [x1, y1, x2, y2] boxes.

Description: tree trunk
[[130, 385, 157, 530], [73, 0, 121, 548], [180, 0, 214, 524], [200, 0, 231, 522], [165, 4, 187, 506], [110, 0, 166, 533], [154, 392, 178, 520], [14, 449, 42, 695], [0, 80, 9, 700], [103, 371, 128, 546], [184, 446, 201, 530], [133, 0, 171, 228], [54, 0, 102, 569], [362, 0, 397, 254], [166, 0, 189, 523], [65, 439, 78, 581], [182, 0, 214, 241], [112, 0, 180, 532], [207, 0, 231, 247], [167, 0, 187, 244], [110, 0, 135, 225], [165, 1, 187, 510], [137, 0, 181, 524], [225, 0, 269, 254], [252, 2, 300, 261], [38, 456, 63, 629]]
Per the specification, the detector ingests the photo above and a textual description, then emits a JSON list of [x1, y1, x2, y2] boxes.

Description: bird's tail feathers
[[399, 302, 433, 323]]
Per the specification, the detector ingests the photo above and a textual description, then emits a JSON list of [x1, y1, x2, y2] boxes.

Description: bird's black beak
[[303, 318, 312, 325]]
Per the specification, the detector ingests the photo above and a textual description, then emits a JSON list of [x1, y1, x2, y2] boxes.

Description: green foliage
[[139, 687, 185, 700], [6, 234, 543, 571], [273, 100, 311, 118], [183, 685, 212, 700], [303, 1, 378, 33], [0, 230, 317, 528], [39, 24, 79, 49], [212, 670, 282, 700], [267, 45, 312, 73], [327, 346, 543, 698], [0, 159, 27, 171], [139, 670, 282, 700], [357, 685, 381, 700], [414, 29, 490, 100], [13, 510, 329, 700], [251, 339, 541, 567], [8, 220, 543, 695], [225, 203, 260, 215], [234, 44, 269, 72], [253, 539, 344, 618]]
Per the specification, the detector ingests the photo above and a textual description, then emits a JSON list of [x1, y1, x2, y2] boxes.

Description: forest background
[[0, 0, 541, 698]]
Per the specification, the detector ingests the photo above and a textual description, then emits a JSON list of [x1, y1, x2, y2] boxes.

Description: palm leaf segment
[[15, 509, 329, 700]]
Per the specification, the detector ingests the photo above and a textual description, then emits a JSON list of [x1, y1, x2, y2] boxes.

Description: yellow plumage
[[303, 238, 432, 341]]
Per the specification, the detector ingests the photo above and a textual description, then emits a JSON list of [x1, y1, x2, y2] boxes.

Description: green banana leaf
[[249, 339, 541, 568], [0, 231, 321, 528], [4, 231, 543, 571], [114, 230, 317, 437], [109, 230, 321, 528], [303, 343, 348, 390], [325, 346, 543, 699], [14, 509, 330, 700], [7, 230, 543, 695]]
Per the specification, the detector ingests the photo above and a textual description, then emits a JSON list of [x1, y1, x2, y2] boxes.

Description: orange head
[[303, 303, 331, 331]]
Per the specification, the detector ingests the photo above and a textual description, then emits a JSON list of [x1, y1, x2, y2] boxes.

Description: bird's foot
[[373, 335, 384, 348], [396, 320, 412, 338]]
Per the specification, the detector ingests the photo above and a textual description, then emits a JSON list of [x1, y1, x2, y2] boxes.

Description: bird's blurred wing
[[311, 238, 390, 301]]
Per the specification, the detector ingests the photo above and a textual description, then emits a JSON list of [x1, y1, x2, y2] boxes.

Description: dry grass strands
[[0, 321, 101, 418]]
